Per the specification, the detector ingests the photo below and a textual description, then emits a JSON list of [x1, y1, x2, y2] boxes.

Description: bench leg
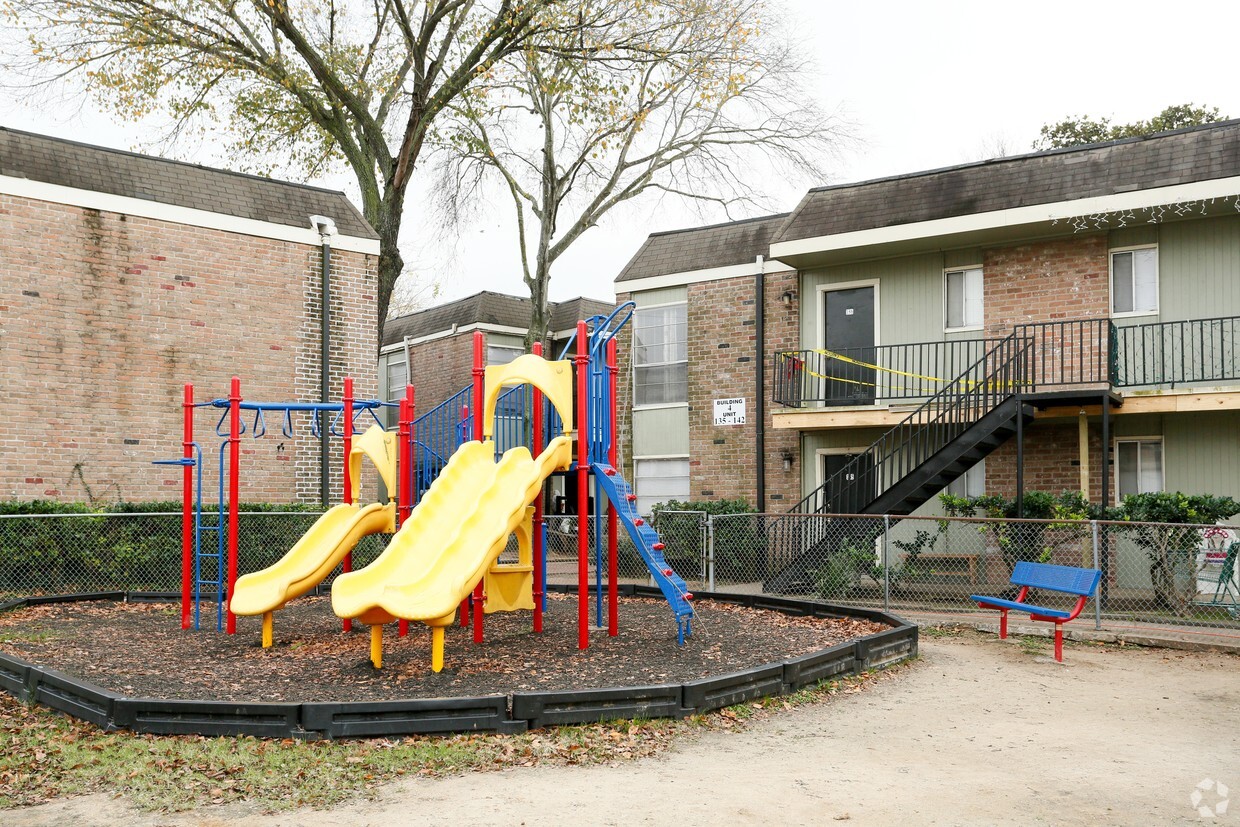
[[999, 609, 1008, 639], [1054, 624, 1063, 662]]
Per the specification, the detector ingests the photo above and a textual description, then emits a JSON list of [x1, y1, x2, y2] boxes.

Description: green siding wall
[[800, 253, 945, 349], [1164, 411, 1240, 500], [1157, 216, 1240, 323]]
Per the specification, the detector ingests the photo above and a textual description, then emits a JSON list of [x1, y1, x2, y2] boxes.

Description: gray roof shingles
[[0, 126, 377, 239], [383, 291, 614, 348], [615, 213, 789, 283], [774, 120, 1240, 244]]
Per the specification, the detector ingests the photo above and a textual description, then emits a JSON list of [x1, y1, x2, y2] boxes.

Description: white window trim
[[1113, 435, 1165, 504], [813, 446, 872, 490], [814, 279, 881, 351], [632, 300, 688, 409], [943, 265, 984, 333], [1109, 244, 1160, 318], [632, 401, 689, 413]]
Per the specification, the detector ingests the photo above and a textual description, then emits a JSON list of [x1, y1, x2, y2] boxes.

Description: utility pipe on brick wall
[[311, 215, 337, 507], [755, 255, 766, 513]]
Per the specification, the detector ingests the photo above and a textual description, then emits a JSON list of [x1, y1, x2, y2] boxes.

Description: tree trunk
[[371, 186, 407, 350]]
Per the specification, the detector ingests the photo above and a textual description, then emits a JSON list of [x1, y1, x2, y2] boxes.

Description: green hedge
[[0, 501, 324, 596]]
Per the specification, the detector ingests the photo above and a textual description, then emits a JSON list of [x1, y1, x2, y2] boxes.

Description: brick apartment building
[[378, 291, 614, 421], [614, 121, 1240, 520], [0, 128, 380, 505]]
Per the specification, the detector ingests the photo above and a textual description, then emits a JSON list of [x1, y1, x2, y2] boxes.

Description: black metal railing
[[775, 314, 1240, 408], [1114, 315, 1240, 388], [790, 334, 1030, 516], [1013, 318, 1112, 389], [773, 338, 1002, 407]]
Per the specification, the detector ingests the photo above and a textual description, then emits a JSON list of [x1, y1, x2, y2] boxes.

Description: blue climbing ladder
[[592, 464, 694, 644]]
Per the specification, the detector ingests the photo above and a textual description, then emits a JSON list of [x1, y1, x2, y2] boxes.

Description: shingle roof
[[615, 213, 789, 282], [0, 127, 377, 239], [383, 291, 614, 347], [774, 120, 1240, 244]]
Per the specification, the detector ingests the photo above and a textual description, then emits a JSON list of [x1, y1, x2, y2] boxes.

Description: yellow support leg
[[370, 624, 383, 669], [431, 626, 445, 673], [262, 612, 273, 648]]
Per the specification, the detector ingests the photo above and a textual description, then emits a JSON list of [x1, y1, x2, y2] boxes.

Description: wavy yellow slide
[[230, 501, 395, 645], [332, 435, 573, 670]]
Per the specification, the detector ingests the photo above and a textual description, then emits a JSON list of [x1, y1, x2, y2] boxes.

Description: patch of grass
[[1016, 635, 1048, 656], [921, 625, 964, 639], [1, 658, 921, 814]]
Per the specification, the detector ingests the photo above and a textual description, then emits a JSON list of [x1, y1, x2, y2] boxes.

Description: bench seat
[[970, 561, 1101, 662], [968, 595, 1072, 619]]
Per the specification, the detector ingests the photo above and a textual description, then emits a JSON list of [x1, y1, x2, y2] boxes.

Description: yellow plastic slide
[[331, 436, 573, 670], [230, 501, 395, 642]]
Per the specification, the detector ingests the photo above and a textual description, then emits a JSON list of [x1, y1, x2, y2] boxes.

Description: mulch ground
[[0, 594, 888, 703]]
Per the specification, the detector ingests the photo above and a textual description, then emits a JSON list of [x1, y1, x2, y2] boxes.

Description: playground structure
[[162, 304, 695, 672]]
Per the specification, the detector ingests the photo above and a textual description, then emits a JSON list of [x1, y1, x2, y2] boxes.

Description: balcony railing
[[775, 314, 1240, 407], [773, 338, 1001, 408], [1114, 315, 1240, 388]]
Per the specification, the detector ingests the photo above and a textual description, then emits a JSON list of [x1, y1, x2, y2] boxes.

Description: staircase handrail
[[790, 333, 1032, 515]]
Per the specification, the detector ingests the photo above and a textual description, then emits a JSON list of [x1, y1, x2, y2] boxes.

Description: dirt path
[[12, 632, 1240, 826]]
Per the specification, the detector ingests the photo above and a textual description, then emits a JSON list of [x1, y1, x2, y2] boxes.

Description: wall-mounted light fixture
[[780, 288, 796, 306], [781, 449, 795, 472]]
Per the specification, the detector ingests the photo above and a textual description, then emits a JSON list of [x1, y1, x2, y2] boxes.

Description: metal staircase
[[766, 333, 1034, 592]]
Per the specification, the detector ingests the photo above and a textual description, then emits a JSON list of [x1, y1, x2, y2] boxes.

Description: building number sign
[[713, 397, 747, 426]]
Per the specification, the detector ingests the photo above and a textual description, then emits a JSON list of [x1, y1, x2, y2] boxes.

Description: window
[[383, 355, 408, 430], [487, 343, 524, 365], [944, 267, 983, 330], [634, 458, 690, 515], [633, 303, 687, 406], [1111, 247, 1158, 315], [1116, 438, 1163, 500], [947, 459, 986, 498]]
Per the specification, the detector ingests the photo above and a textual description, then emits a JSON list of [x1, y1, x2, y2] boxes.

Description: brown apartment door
[[823, 286, 876, 405]]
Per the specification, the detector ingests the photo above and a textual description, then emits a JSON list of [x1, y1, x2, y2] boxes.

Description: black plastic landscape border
[[0, 588, 916, 738]]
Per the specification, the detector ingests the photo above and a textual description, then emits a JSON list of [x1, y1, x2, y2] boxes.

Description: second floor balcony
[[773, 315, 1240, 409]]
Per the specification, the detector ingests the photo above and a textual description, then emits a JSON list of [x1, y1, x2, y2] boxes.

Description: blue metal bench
[[970, 561, 1101, 662]]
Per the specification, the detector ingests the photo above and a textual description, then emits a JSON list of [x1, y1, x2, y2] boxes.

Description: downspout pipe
[[756, 255, 766, 513], [311, 215, 338, 507]]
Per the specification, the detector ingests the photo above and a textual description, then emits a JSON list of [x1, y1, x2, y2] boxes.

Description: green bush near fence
[[0, 501, 321, 595], [651, 499, 763, 581]]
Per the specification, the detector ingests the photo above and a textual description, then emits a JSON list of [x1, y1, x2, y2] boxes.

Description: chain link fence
[[3, 510, 1237, 631]]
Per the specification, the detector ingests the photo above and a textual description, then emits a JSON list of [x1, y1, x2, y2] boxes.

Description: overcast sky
[[4, 1, 1239, 312]]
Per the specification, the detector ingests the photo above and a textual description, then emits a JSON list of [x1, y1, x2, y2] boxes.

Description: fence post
[[882, 514, 891, 613], [705, 513, 715, 592], [1091, 520, 1102, 630]]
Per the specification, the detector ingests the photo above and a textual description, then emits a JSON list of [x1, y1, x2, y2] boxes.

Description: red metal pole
[[471, 331, 485, 641], [607, 338, 619, 637], [532, 341, 545, 633], [181, 383, 193, 630], [342, 377, 354, 633], [575, 321, 590, 650], [398, 384, 413, 638], [226, 376, 240, 635]]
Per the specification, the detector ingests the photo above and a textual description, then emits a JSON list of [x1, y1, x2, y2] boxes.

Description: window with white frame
[[634, 457, 690, 515], [487, 342, 524, 365], [944, 267, 984, 330], [1111, 247, 1158, 315], [633, 303, 687, 406], [1115, 438, 1163, 500], [947, 459, 986, 498], [383, 354, 408, 430]]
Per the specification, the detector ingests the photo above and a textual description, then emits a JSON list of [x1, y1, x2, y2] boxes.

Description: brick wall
[[407, 331, 480, 418], [986, 420, 1106, 502], [0, 195, 377, 505], [983, 235, 1110, 332], [617, 268, 799, 512]]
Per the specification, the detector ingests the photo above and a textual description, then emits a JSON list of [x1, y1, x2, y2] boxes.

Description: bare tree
[[1, 0, 629, 343], [432, 0, 844, 346]]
